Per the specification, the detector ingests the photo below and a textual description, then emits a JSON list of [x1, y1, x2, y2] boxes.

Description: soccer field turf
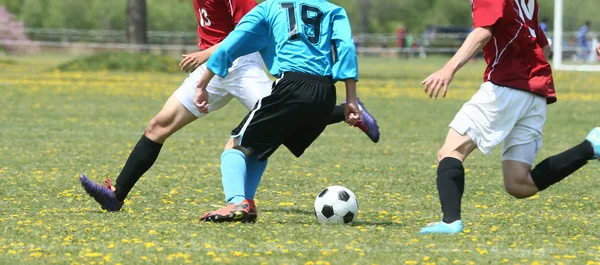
[[1, 55, 600, 264]]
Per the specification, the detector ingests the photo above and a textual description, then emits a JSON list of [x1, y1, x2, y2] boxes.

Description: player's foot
[[420, 220, 463, 234], [585, 127, 600, 159], [199, 199, 257, 223], [79, 174, 123, 211], [352, 99, 380, 143]]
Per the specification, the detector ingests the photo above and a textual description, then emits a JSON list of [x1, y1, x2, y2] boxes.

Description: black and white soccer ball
[[314, 185, 358, 224]]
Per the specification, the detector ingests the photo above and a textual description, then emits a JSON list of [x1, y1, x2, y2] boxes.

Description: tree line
[[1, 0, 598, 34]]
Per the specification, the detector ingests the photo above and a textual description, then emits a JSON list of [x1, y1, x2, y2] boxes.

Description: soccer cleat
[[419, 220, 463, 234], [79, 174, 123, 211], [354, 99, 380, 143], [585, 127, 600, 159], [199, 199, 257, 223]]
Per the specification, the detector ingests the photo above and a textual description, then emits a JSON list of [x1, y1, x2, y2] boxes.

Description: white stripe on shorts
[[232, 98, 263, 144]]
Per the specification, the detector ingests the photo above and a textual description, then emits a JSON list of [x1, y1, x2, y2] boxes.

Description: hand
[[422, 67, 455, 99], [194, 87, 210, 114], [179, 50, 211, 73], [344, 100, 361, 126]]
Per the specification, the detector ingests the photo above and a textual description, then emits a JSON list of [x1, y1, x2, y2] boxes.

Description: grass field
[[2, 54, 600, 264]]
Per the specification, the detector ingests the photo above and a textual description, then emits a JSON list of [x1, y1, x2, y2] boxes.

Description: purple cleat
[[355, 99, 380, 143], [79, 173, 123, 211]]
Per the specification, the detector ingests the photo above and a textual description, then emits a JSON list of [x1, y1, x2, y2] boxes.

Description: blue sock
[[245, 155, 267, 200], [220, 149, 247, 204]]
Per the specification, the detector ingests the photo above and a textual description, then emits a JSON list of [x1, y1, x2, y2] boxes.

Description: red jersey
[[472, 0, 556, 103], [193, 0, 257, 50]]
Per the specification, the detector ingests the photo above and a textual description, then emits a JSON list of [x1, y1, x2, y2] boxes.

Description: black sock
[[437, 157, 465, 223], [114, 135, 163, 201], [530, 140, 594, 191], [327, 104, 345, 125]]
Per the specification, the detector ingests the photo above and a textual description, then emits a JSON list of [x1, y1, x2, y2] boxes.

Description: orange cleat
[[199, 199, 257, 223]]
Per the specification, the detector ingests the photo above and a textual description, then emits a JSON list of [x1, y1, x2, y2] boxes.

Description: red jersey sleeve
[[472, 0, 505, 28], [194, 0, 202, 48], [534, 8, 549, 47], [226, 0, 257, 26], [535, 26, 549, 47]]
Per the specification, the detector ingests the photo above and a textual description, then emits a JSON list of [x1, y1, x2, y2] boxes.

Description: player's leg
[[419, 129, 477, 234], [328, 99, 380, 143], [200, 76, 278, 223], [200, 72, 335, 222], [80, 66, 233, 210], [79, 95, 197, 211], [500, 96, 593, 197], [200, 107, 274, 223], [421, 82, 522, 234], [503, 130, 598, 198], [220, 58, 272, 213]]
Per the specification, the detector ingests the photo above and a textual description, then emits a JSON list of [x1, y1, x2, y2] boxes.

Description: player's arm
[[536, 31, 552, 60], [443, 27, 492, 74], [534, 10, 552, 60], [180, 0, 215, 72], [423, 0, 501, 99], [542, 45, 552, 59], [422, 27, 492, 99], [596, 44, 600, 56], [180, 43, 222, 73], [331, 8, 360, 125]]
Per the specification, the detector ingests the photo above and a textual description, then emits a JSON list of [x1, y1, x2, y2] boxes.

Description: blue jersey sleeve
[[331, 9, 358, 82], [206, 4, 269, 77]]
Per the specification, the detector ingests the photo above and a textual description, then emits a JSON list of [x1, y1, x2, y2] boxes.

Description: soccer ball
[[314, 185, 358, 224]]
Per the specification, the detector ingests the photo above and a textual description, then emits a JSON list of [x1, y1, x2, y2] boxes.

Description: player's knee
[[232, 145, 253, 157], [503, 174, 536, 199], [504, 186, 530, 199], [437, 149, 445, 162], [224, 138, 235, 151], [144, 116, 171, 141], [437, 148, 454, 163]]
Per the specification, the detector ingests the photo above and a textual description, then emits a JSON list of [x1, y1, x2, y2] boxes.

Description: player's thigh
[[173, 66, 234, 117], [500, 93, 545, 194], [449, 82, 534, 156], [231, 75, 334, 160], [145, 95, 197, 142], [223, 64, 273, 111], [502, 141, 539, 198], [501, 125, 543, 191], [438, 128, 478, 162], [230, 96, 291, 160], [501, 96, 546, 157], [283, 121, 328, 158]]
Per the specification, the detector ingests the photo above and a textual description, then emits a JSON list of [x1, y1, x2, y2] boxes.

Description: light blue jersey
[[206, 0, 358, 82]]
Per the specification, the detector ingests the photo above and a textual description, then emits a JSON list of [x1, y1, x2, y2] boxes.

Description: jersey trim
[[487, 23, 522, 81]]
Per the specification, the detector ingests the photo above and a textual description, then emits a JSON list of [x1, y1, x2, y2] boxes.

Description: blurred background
[[0, 0, 599, 62]]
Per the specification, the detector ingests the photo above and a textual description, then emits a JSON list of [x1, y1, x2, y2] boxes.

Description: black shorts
[[231, 72, 336, 161]]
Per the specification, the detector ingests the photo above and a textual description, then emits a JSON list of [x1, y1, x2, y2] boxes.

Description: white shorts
[[173, 52, 272, 117], [449, 82, 547, 164]]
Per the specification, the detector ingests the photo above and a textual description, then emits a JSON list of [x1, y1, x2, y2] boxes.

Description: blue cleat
[[586, 127, 600, 159], [420, 220, 463, 234], [353, 99, 380, 143], [79, 174, 123, 211]]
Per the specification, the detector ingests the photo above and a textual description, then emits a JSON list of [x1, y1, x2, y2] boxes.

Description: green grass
[[55, 52, 181, 73], [1, 54, 600, 264]]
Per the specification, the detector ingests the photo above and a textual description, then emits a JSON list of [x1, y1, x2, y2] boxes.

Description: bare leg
[[114, 96, 197, 201]]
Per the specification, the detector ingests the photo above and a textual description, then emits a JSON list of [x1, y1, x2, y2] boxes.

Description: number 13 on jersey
[[280, 2, 323, 44]]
